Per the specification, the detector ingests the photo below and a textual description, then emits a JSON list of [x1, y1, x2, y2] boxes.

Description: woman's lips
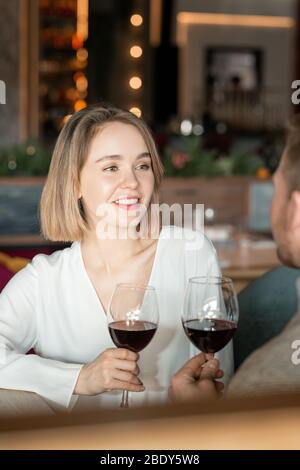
[[112, 199, 141, 211]]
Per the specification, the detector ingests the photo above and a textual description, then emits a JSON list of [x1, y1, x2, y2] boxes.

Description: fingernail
[[207, 363, 217, 369]]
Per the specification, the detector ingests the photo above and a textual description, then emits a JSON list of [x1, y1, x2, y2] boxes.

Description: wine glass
[[182, 276, 238, 357], [108, 283, 159, 408]]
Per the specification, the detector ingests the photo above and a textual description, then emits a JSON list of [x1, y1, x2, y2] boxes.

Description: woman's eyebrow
[[96, 152, 150, 163]]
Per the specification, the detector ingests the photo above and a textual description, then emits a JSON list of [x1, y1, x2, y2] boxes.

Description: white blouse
[[0, 226, 233, 411]]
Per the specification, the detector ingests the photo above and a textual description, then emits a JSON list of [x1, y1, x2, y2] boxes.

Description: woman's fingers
[[113, 348, 139, 361], [113, 359, 140, 375], [113, 369, 143, 386], [109, 378, 145, 392]]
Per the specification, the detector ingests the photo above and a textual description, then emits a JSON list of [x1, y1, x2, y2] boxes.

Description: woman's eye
[[137, 164, 150, 170], [104, 166, 118, 172]]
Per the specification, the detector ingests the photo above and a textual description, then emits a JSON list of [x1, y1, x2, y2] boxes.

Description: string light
[[76, 75, 88, 92], [77, 48, 88, 61], [130, 45, 143, 58], [129, 12, 143, 115], [129, 107, 142, 117], [129, 76, 142, 89], [130, 14, 143, 27]]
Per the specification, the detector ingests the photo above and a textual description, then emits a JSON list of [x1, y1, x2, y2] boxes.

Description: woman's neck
[[81, 230, 153, 271]]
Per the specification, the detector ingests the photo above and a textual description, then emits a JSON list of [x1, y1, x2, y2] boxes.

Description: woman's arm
[[0, 261, 83, 409], [0, 260, 143, 408]]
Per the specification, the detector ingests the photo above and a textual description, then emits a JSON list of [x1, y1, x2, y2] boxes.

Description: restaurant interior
[[0, 0, 300, 451]]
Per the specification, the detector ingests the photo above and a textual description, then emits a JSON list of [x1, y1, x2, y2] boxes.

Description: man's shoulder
[[228, 311, 300, 397]]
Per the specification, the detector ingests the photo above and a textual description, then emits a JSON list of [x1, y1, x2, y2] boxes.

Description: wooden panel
[[160, 176, 256, 225], [0, 393, 300, 449]]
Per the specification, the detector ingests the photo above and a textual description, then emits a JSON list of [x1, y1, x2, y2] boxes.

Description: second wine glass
[[108, 283, 159, 408], [182, 276, 239, 356]]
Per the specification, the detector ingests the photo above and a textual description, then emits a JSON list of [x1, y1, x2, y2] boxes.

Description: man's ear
[[289, 191, 300, 231]]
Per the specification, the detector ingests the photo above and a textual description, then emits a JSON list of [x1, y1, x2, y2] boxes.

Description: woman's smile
[[112, 195, 142, 211]]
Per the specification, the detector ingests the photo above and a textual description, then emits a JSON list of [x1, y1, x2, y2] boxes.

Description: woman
[[0, 105, 232, 412]]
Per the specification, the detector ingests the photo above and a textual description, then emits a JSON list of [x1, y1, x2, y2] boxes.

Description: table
[[217, 238, 280, 293]]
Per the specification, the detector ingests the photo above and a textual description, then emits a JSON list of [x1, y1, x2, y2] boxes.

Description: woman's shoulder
[[30, 243, 78, 272], [1, 243, 79, 296]]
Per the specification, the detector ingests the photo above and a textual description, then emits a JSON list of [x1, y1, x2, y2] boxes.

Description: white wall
[[174, 0, 297, 123]]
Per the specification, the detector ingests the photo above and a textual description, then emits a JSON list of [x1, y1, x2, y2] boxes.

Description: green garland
[[0, 140, 51, 176], [0, 135, 267, 178], [162, 135, 265, 178]]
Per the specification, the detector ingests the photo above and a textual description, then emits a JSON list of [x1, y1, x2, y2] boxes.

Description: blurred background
[[1, 0, 300, 291]]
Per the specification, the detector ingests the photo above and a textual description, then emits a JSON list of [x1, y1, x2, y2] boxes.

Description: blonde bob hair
[[40, 104, 164, 242]]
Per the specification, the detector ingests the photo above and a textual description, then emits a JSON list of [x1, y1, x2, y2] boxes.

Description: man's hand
[[169, 353, 224, 403]]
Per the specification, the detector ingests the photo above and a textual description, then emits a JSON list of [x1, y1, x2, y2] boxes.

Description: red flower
[[171, 152, 190, 169]]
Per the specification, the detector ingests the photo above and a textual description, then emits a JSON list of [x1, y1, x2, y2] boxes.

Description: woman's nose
[[120, 169, 139, 188]]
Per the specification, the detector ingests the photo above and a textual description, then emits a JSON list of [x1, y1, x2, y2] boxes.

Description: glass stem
[[120, 390, 129, 408]]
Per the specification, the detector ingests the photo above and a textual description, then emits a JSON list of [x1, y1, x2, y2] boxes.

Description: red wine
[[109, 320, 157, 352], [183, 318, 237, 353]]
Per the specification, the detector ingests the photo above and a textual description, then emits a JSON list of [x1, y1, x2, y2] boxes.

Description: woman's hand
[[74, 348, 144, 395], [169, 353, 224, 403]]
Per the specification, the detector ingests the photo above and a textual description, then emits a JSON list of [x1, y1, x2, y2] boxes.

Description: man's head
[[271, 115, 300, 267]]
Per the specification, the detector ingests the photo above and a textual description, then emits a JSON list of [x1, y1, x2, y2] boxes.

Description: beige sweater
[[228, 308, 300, 397]]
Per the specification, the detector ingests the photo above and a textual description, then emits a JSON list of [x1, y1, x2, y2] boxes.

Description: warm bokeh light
[[73, 71, 84, 82], [76, 75, 88, 92], [72, 34, 84, 50], [66, 88, 78, 101], [130, 45, 143, 58], [129, 76, 142, 89], [74, 99, 87, 112], [77, 0, 89, 40], [177, 12, 295, 28], [180, 119, 192, 136], [77, 48, 88, 61], [150, 0, 162, 46], [130, 14, 143, 27], [26, 146, 36, 156], [176, 12, 295, 45], [129, 107, 142, 117]]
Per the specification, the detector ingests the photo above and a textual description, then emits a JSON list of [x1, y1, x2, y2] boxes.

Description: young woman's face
[[79, 121, 155, 233]]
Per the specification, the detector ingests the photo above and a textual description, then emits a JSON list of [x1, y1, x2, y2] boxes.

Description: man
[[171, 115, 300, 401]]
